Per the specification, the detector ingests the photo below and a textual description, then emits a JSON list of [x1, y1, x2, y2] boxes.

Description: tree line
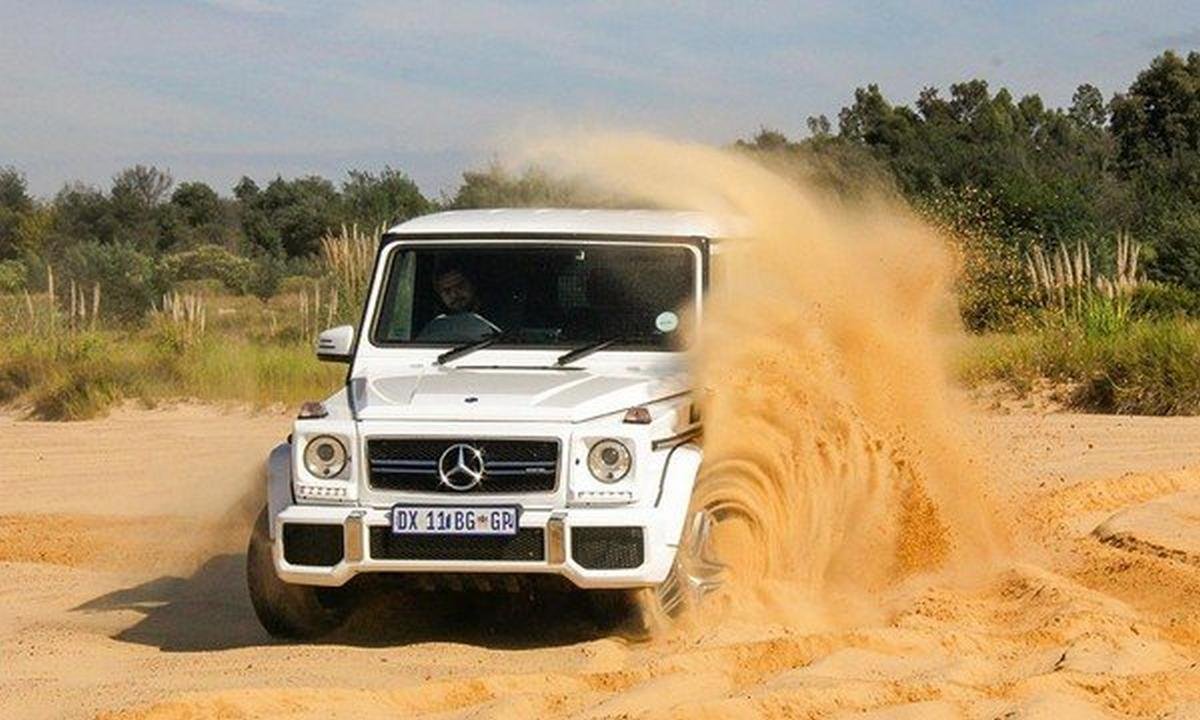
[[1, 50, 1199, 309]]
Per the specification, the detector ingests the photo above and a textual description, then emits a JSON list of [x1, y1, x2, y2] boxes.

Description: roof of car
[[385, 208, 740, 239]]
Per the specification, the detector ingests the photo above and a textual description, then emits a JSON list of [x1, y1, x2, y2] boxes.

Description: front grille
[[369, 527, 546, 562], [571, 527, 644, 570], [368, 438, 559, 494], [282, 523, 344, 567]]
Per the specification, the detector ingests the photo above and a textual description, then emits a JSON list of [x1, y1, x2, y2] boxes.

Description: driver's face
[[434, 270, 478, 313]]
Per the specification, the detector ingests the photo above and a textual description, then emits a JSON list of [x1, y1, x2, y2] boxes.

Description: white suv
[[246, 209, 727, 638]]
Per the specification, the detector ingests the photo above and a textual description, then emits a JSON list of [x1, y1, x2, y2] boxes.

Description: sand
[[1, 403, 1199, 719]]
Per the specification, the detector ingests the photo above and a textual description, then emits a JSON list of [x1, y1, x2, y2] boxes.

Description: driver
[[433, 264, 481, 314], [418, 262, 515, 341]]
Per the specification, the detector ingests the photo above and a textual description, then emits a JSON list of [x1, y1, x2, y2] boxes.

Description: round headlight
[[587, 439, 631, 483], [304, 435, 347, 478]]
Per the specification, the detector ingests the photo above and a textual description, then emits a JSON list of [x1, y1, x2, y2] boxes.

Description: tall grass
[[0, 284, 346, 420], [320, 223, 380, 325], [0, 230, 386, 420], [960, 319, 1200, 415], [955, 234, 1200, 415], [0, 331, 344, 420], [1026, 232, 1142, 321]]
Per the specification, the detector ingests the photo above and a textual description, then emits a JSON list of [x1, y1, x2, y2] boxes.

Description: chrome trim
[[651, 425, 702, 452], [344, 510, 366, 563], [546, 513, 566, 565]]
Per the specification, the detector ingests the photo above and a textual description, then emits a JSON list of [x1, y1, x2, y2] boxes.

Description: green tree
[[1069, 83, 1107, 129], [107, 166, 174, 253], [0, 166, 34, 259], [171, 181, 222, 227], [51, 182, 117, 248], [342, 167, 429, 228], [448, 164, 601, 209], [1110, 51, 1200, 172], [239, 176, 342, 257]]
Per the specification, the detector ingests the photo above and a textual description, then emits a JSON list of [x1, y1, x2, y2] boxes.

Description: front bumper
[[272, 504, 679, 589]]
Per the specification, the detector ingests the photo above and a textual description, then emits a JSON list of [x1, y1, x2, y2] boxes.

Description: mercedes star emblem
[[437, 443, 485, 491]]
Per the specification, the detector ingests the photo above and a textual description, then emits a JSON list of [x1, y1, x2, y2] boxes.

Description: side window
[[375, 251, 417, 342]]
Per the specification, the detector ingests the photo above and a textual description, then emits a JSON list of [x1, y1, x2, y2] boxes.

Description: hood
[[350, 365, 688, 423]]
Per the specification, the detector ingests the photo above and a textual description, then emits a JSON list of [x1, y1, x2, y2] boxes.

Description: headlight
[[587, 439, 631, 482], [303, 435, 347, 478]]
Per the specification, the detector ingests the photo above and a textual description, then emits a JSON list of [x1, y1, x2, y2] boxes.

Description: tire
[[585, 589, 640, 631], [641, 507, 726, 629], [245, 507, 352, 640]]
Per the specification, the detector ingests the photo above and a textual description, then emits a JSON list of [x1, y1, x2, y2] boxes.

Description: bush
[[0, 333, 127, 420], [61, 241, 166, 323], [1073, 321, 1200, 415], [161, 245, 255, 294], [0, 259, 26, 292], [1130, 282, 1200, 319], [29, 365, 122, 421], [919, 187, 1039, 332], [247, 254, 286, 300], [960, 318, 1200, 415]]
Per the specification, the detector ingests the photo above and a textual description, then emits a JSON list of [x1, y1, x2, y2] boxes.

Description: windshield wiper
[[555, 335, 628, 366], [436, 330, 512, 366]]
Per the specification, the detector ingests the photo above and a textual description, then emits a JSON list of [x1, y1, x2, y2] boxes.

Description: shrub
[[919, 187, 1039, 332], [1072, 321, 1200, 415], [247, 254, 286, 300], [0, 259, 26, 292], [0, 333, 127, 420], [29, 365, 122, 421], [161, 245, 255, 294], [1130, 282, 1200, 319], [61, 241, 166, 323], [960, 319, 1200, 415]]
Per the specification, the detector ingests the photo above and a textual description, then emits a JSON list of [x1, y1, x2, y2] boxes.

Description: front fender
[[266, 442, 293, 540], [656, 443, 703, 549]]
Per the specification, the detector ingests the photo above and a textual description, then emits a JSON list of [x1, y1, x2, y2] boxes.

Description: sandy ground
[[2, 405, 1200, 719]]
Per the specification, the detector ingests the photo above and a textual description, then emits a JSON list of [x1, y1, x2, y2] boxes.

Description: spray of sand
[[525, 133, 1006, 625]]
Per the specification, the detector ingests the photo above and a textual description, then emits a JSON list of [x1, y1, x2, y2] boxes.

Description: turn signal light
[[298, 401, 328, 419], [622, 406, 651, 424]]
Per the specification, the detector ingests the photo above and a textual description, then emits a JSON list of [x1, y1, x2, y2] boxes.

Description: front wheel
[[640, 507, 726, 629], [245, 508, 351, 640]]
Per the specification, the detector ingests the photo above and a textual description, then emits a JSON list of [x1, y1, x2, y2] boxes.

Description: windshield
[[371, 243, 698, 350]]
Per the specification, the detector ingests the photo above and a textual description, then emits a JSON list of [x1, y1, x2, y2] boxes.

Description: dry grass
[[1026, 232, 1142, 316], [320, 223, 380, 323], [959, 319, 1200, 415], [0, 286, 346, 420]]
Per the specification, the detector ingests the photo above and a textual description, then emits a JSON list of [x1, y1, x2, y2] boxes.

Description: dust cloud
[[527, 133, 1007, 625]]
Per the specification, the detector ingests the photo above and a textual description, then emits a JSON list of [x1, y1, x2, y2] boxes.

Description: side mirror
[[316, 325, 355, 363]]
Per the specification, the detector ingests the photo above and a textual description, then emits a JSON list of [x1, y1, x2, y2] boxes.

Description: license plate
[[391, 505, 520, 536]]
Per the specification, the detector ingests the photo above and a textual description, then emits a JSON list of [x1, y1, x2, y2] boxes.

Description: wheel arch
[[266, 442, 293, 540], [655, 443, 703, 549]]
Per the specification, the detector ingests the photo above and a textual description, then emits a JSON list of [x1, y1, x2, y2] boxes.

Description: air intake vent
[[282, 523, 344, 567], [369, 527, 546, 562], [571, 527, 644, 569]]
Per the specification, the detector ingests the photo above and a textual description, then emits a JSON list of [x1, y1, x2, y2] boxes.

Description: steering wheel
[[415, 312, 502, 342]]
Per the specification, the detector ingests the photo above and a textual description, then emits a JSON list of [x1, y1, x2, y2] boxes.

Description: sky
[[2, 0, 1198, 199]]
